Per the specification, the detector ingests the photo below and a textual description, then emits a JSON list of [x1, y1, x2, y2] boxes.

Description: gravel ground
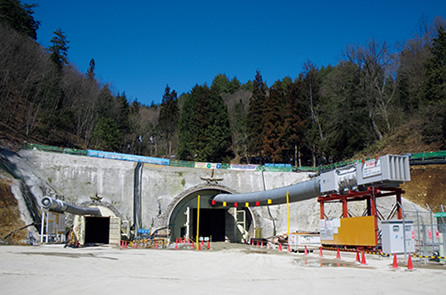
[[1, 243, 445, 295]]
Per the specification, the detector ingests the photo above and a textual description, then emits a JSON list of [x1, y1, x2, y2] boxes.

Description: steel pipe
[[41, 196, 102, 216]]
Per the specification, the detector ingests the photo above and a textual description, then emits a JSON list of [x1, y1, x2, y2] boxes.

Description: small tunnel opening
[[85, 216, 110, 244], [192, 209, 226, 242]]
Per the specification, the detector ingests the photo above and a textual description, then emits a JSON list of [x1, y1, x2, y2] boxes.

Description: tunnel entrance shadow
[[85, 217, 110, 244], [192, 209, 225, 241]]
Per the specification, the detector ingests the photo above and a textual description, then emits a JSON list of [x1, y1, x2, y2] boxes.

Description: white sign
[[363, 159, 381, 178]]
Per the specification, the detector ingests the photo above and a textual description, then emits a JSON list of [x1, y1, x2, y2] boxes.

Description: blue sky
[[32, 0, 445, 106]]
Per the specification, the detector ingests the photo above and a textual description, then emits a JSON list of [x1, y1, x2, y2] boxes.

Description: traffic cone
[[257, 240, 259, 248], [361, 251, 367, 265], [198, 242, 201, 251], [287, 245, 290, 253], [392, 253, 398, 269], [319, 247, 323, 257], [336, 248, 341, 259], [356, 251, 360, 262], [278, 243, 283, 251], [155, 242, 158, 249], [192, 241, 195, 249], [207, 241, 210, 250], [407, 254, 413, 270], [304, 246, 308, 255], [261, 241, 264, 248], [251, 239, 254, 246], [134, 241, 137, 249], [175, 242, 178, 250]]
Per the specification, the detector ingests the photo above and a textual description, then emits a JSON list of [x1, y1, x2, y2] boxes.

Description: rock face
[[1, 148, 437, 244]]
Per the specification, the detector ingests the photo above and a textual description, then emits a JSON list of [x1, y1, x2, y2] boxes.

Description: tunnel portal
[[169, 188, 254, 243]]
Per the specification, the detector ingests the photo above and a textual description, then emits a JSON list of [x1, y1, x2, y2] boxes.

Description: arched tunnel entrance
[[168, 188, 254, 243]]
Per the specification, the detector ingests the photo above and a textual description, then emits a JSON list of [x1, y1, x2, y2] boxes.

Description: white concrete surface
[[1, 245, 444, 295]]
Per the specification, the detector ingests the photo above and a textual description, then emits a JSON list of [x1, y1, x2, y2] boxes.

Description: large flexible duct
[[213, 178, 321, 206], [41, 196, 102, 216]]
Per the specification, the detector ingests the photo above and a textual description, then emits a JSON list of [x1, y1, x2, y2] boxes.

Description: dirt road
[[1, 244, 444, 294]]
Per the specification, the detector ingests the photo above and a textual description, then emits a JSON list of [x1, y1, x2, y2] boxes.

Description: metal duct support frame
[[41, 196, 102, 216]]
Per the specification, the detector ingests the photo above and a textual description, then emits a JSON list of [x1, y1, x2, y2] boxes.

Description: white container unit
[[381, 220, 415, 254]]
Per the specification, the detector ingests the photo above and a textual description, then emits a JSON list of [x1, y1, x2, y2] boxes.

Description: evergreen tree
[[178, 87, 201, 160], [246, 70, 267, 160], [207, 83, 232, 162], [262, 80, 284, 163], [158, 85, 180, 157], [178, 84, 232, 162], [282, 78, 306, 166], [422, 26, 446, 147], [322, 61, 373, 161], [0, 0, 39, 39], [49, 28, 69, 70], [87, 58, 95, 81]]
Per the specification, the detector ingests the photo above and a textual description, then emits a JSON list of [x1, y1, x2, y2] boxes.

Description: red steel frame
[[317, 187, 404, 249]]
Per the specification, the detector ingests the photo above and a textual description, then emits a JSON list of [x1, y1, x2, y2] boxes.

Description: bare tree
[[345, 39, 398, 140]]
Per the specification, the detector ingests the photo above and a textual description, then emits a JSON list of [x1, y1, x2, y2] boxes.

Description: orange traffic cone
[[261, 241, 264, 248], [407, 254, 413, 270], [134, 241, 137, 249], [175, 242, 178, 250], [392, 253, 398, 269], [336, 248, 341, 259], [198, 242, 201, 251], [319, 247, 323, 257], [304, 246, 308, 255], [207, 241, 210, 250], [192, 241, 195, 249], [278, 243, 283, 251], [356, 251, 360, 262], [155, 242, 158, 249], [287, 245, 290, 253], [361, 251, 367, 265]]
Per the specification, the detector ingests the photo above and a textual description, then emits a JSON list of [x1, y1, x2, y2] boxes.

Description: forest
[[1, 0, 445, 166]]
